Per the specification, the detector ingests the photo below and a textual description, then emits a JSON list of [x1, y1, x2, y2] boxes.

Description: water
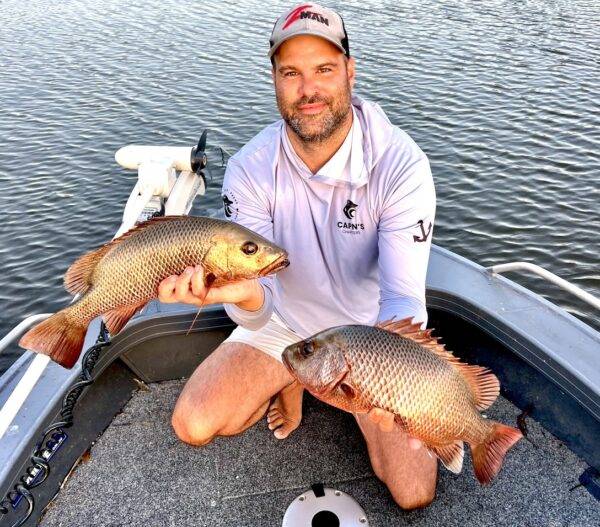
[[0, 0, 598, 374]]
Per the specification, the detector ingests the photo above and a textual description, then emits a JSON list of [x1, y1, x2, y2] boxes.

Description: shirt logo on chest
[[343, 199, 358, 219], [338, 199, 364, 234]]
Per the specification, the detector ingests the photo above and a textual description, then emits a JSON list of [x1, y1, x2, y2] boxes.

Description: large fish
[[20, 216, 289, 369], [282, 318, 522, 484]]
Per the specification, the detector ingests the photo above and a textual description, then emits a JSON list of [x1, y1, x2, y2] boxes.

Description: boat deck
[[39, 379, 600, 527]]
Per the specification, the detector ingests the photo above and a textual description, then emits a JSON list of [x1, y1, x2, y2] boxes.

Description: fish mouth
[[259, 254, 290, 277]]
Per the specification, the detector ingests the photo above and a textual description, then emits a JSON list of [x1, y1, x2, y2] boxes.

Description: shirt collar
[[281, 106, 367, 189]]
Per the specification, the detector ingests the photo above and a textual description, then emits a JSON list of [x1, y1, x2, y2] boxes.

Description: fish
[[20, 215, 289, 369], [282, 318, 523, 484]]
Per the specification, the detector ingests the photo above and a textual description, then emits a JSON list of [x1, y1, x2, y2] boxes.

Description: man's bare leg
[[355, 414, 438, 510], [266, 381, 304, 439], [171, 342, 297, 446]]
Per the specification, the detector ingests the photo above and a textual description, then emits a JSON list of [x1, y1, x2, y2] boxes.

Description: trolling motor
[[114, 130, 209, 236]]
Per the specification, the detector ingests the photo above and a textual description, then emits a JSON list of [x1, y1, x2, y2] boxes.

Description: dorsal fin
[[64, 243, 113, 295], [376, 318, 500, 410], [453, 363, 500, 410], [376, 318, 455, 360], [64, 215, 189, 295]]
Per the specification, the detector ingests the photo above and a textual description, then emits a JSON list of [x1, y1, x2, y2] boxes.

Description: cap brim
[[268, 29, 346, 58]]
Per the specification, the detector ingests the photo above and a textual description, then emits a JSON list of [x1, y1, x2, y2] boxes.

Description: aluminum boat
[[1, 136, 598, 526]]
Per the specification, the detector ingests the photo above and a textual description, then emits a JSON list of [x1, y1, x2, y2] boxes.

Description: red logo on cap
[[283, 4, 312, 30]]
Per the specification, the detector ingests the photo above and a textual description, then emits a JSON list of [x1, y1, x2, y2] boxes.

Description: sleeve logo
[[413, 219, 432, 242], [222, 192, 239, 220]]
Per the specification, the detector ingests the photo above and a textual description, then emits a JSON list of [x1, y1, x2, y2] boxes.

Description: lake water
[[1, 0, 598, 374]]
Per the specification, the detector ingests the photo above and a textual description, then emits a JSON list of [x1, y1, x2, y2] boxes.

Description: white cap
[[268, 3, 350, 59]]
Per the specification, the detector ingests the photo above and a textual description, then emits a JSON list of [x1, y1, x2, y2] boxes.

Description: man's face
[[272, 35, 355, 143]]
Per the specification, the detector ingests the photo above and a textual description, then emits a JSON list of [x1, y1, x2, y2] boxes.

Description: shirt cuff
[[377, 297, 428, 329], [224, 281, 274, 331]]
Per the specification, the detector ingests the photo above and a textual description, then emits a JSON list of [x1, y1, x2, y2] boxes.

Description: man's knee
[[373, 452, 437, 510], [171, 402, 216, 447]]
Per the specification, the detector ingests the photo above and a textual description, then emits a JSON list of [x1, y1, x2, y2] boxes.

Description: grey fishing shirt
[[222, 95, 436, 337]]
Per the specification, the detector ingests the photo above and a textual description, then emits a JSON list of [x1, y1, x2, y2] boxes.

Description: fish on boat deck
[[282, 318, 523, 484]]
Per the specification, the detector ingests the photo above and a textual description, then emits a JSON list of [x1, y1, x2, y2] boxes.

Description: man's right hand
[[157, 265, 265, 312]]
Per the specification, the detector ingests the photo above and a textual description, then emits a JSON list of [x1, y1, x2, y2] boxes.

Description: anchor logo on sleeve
[[413, 220, 432, 242]]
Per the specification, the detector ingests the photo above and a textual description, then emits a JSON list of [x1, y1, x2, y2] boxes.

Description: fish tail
[[19, 308, 87, 369], [470, 422, 523, 484]]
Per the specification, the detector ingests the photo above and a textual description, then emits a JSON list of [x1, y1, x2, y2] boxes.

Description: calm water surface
[[1, 0, 598, 373]]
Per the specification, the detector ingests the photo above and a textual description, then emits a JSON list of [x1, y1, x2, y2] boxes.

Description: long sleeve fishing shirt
[[222, 95, 436, 337]]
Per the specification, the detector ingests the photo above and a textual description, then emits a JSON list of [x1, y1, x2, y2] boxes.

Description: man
[[158, 3, 437, 510]]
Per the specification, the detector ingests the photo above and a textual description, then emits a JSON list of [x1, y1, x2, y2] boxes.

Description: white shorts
[[223, 311, 304, 362]]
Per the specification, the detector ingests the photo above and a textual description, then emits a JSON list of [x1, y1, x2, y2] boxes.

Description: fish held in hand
[[20, 216, 289, 369], [282, 318, 522, 484]]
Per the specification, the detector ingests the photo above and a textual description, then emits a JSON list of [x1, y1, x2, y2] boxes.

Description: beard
[[276, 81, 352, 144]]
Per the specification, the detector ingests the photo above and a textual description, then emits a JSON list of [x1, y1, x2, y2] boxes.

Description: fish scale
[[20, 215, 289, 369], [344, 326, 473, 441], [93, 217, 219, 304], [66, 217, 225, 320], [282, 319, 523, 484]]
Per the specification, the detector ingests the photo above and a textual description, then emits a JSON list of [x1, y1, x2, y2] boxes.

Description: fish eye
[[241, 241, 258, 255], [300, 341, 314, 357]]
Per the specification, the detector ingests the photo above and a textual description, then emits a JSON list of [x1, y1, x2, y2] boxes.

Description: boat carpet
[[40, 379, 600, 526]]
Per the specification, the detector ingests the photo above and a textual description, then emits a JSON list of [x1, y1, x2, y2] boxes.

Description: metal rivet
[[299, 496, 305, 501], [335, 491, 341, 496], [359, 518, 367, 523]]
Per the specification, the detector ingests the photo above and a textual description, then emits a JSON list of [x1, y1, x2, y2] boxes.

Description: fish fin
[[428, 441, 464, 474], [110, 215, 189, 242], [376, 317, 420, 333], [377, 318, 500, 410], [19, 308, 87, 369], [103, 302, 145, 335], [186, 308, 203, 336], [394, 414, 409, 430], [377, 318, 451, 357], [454, 363, 500, 410], [470, 422, 523, 484], [64, 216, 188, 296], [64, 245, 112, 295]]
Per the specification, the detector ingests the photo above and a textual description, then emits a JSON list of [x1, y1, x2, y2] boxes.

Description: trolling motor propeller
[[190, 130, 208, 174]]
